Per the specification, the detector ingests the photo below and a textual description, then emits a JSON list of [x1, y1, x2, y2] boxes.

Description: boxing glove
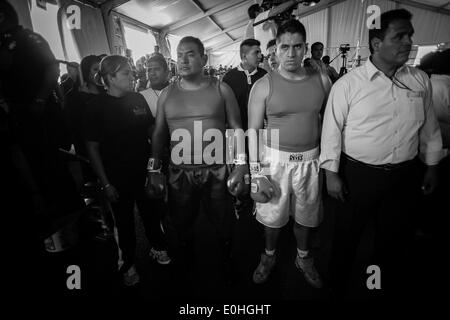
[[145, 171, 166, 199], [227, 165, 250, 197], [250, 175, 277, 203]]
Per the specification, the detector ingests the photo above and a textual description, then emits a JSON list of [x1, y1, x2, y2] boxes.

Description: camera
[[339, 44, 350, 54]]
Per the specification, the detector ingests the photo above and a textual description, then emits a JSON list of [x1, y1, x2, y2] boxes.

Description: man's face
[[374, 19, 414, 67], [267, 45, 279, 70], [177, 42, 206, 78], [67, 65, 78, 81], [147, 61, 169, 87], [243, 45, 262, 69], [311, 44, 323, 60], [277, 32, 306, 73]]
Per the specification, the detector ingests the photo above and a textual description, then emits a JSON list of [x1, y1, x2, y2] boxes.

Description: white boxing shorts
[[255, 146, 323, 228]]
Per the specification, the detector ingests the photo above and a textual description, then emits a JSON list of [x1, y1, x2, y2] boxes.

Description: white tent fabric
[[402, 4, 450, 45], [299, 8, 328, 48], [209, 49, 241, 67], [214, 0, 449, 68]]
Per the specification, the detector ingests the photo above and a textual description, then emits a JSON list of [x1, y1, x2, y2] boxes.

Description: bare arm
[[248, 77, 269, 163], [151, 87, 170, 165], [319, 72, 333, 125], [220, 81, 242, 130]]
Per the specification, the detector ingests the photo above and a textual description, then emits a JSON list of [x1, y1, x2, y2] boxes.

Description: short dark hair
[[276, 19, 306, 42], [311, 42, 324, 51], [0, 0, 19, 26], [322, 55, 330, 64], [147, 54, 168, 71], [369, 9, 412, 54], [267, 39, 276, 50], [179, 36, 205, 56], [248, 4, 260, 19], [240, 38, 260, 58]]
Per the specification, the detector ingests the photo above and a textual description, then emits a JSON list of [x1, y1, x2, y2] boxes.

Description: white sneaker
[[149, 248, 171, 265], [123, 265, 140, 286], [295, 255, 323, 289]]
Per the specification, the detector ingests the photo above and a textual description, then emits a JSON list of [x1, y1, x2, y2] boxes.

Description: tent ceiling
[[79, 0, 450, 53]]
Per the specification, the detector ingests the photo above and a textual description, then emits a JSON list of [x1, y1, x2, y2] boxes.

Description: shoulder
[[139, 87, 150, 97], [223, 68, 241, 81], [20, 29, 52, 52], [256, 67, 267, 76], [125, 92, 151, 108], [86, 93, 109, 109], [158, 83, 176, 104], [405, 65, 429, 83], [251, 74, 270, 95], [128, 91, 146, 101], [219, 79, 235, 97], [333, 66, 363, 89]]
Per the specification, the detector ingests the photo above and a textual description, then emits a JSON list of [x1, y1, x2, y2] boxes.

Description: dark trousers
[[233, 192, 254, 219], [165, 164, 233, 249], [109, 171, 167, 273], [329, 155, 421, 296], [416, 155, 450, 236]]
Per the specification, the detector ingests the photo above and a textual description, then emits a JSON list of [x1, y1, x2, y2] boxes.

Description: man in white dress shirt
[[320, 9, 443, 297]]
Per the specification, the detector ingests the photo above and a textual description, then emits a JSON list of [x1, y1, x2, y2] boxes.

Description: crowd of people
[[1, 0, 449, 302]]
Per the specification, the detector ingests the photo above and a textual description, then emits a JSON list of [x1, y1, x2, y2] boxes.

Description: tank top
[[265, 70, 325, 152], [163, 78, 226, 166]]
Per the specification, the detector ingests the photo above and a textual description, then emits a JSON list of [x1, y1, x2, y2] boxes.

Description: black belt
[[342, 153, 416, 171]]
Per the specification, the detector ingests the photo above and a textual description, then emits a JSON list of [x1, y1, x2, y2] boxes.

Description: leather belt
[[343, 153, 416, 171]]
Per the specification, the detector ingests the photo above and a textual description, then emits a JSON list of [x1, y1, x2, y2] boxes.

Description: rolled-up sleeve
[[320, 79, 350, 172], [419, 76, 444, 165]]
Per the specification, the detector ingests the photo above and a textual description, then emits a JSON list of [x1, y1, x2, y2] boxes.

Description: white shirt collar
[[238, 63, 258, 76], [238, 64, 258, 84], [365, 57, 408, 81]]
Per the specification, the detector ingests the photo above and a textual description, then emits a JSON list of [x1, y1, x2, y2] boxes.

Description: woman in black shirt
[[84, 55, 169, 286]]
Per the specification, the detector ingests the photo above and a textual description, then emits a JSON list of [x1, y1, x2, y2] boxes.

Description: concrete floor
[[34, 191, 444, 304]]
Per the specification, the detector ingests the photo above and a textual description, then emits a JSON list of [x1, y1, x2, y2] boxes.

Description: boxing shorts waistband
[[342, 153, 417, 171], [263, 146, 319, 163]]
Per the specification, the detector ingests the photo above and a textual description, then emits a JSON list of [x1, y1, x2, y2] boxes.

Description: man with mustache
[[147, 37, 244, 285], [320, 9, 443, 297]]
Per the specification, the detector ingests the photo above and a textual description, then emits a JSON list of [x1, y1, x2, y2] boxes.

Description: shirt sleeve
[[419, 75, 444, 165], [319, 78, 350, 172]]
